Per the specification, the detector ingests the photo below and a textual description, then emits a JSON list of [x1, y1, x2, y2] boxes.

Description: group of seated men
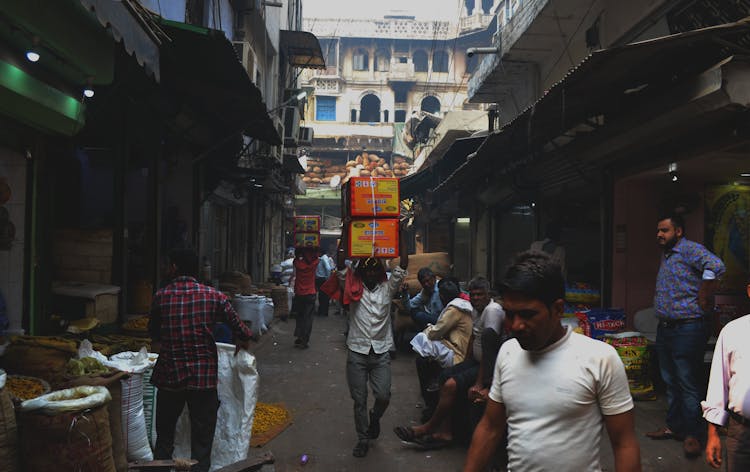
[[395, 269, 507, 449]]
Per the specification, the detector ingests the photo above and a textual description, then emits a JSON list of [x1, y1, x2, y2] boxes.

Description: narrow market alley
[[250, 312, 717, 472]]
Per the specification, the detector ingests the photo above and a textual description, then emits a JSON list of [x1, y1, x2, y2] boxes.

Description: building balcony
[[388, 61, 416, 82], [304, 75, 343, 95], [459, 13, 494, 33], [307, 121, 394, 139]]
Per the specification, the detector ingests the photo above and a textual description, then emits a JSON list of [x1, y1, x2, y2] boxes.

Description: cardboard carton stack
[[343, 177, 400, 258], [293, 215, 321, 248]]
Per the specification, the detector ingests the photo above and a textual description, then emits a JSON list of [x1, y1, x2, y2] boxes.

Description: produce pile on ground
[[302, 153, 412, 188]]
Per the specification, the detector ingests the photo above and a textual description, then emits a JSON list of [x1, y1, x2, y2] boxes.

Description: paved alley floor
[[250, 313, 716, 472]]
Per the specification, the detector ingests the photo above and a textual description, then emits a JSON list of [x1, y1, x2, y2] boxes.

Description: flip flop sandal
[[393, 425, 417, 442], [413, 435, 452, 450]]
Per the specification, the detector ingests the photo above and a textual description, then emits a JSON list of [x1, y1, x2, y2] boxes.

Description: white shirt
[[701, 314, 750, 425], [490, 327, 633, 472], [315, 254, 334, 278], [472, 300, 505, 361], [339, 266, 406, 355]]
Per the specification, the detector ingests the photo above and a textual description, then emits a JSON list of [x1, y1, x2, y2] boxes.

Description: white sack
[[173, 343, 258, 471]]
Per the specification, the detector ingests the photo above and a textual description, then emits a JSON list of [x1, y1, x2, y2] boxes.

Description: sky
[[303, 0, 464, 21]]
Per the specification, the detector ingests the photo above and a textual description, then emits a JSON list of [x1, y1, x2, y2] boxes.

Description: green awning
[[0, 61, 85, 136], [159, 19, 282, 146]]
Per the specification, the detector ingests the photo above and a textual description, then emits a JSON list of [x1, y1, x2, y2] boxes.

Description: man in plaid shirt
[[149, 248, 253, 472]]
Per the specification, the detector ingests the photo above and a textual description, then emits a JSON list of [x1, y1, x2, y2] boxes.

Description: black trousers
[[316, 277, 330, 316], [293, 294, 316, 343], [153, 388, 219, 472]]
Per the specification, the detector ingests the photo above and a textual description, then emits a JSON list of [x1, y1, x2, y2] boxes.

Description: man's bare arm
[[603, 410, 642, 472], [462, 399, 507, 472]]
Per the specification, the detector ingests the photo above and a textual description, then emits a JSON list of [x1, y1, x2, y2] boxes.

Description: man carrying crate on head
[[336, 220, 409, 458]]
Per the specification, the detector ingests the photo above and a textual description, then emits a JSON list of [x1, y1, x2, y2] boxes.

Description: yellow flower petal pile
[[252, 402, 290, 437]]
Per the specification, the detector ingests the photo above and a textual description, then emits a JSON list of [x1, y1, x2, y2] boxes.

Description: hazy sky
[[303, 0, 464, 21]]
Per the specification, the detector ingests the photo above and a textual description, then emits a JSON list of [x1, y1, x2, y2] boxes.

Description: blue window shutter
[[316, 96, 336, 121]]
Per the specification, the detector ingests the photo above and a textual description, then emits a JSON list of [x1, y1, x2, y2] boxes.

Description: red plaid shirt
[[149, 276, 253, 390]]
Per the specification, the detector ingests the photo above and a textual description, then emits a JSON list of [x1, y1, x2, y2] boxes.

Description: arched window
[[360, 94, 381, 122], [375, 48, 390, 72], [420, 96, 440, 114], [432, 50, 449, 73], [383, 110, 390, 122], [482, 0, 493, 14], [353, 48, 369, 71], [413, 50, 428, 72], [395, 110, 406, 122]]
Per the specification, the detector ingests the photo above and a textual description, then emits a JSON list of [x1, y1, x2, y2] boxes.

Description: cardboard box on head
[[348, 219, 399, 258]]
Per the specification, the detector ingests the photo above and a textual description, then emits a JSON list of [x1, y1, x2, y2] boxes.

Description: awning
[[401, 136, 484, 199], [159, 19, 281, 146], [0, 61, 85, 136], [79, 0, 162, 82], [280, 30, 326, 69], [437, 19, 750, 194]]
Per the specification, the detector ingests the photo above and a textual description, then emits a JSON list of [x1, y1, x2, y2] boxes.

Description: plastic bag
[[605, 332, 655, 400], [20, 386, 111, 414], [77, 339, 110, 364], [173, 343, 258, 471]]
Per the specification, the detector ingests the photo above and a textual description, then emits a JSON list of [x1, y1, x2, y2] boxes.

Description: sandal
[[393, 425, 417, 442], [413, 434, 452, 450]]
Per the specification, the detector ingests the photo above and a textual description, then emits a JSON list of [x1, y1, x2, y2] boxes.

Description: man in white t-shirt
[[463, 251, 641, 472]]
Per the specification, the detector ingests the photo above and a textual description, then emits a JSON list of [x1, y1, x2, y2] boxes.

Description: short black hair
[[468, 276, 491, 292], [658, 213, 685, 231], [417, 267, 435, 282], [499, 251, 564, 306], [437, 278, 460, 301], [169, 248, 199, 277]]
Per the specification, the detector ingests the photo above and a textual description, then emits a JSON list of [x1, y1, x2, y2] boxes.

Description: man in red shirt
[[292, 246, 319, 348], [149, 248, 253, 472]]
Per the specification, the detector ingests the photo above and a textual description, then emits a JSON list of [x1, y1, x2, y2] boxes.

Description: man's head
[[656, 214, 684, 250], [468, 276, 492, 313], [417, 267, 436, 294], [437, 278, 461, 306], [357, 257, 385, 287], [499, 251, 565, 351], [168, 248, 199, 278]]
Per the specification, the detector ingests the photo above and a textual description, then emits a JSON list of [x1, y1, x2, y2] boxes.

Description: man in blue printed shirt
[[646, 214, 725, 458]]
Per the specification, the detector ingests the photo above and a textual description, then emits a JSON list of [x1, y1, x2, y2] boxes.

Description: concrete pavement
[[250, 312, 717, 472]]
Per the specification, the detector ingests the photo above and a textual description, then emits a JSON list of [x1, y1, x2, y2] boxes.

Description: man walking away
[[646, 214, 725, 457], [702, 305, 750, 469], [337, 223, 408, 458], [315, 246, 334, 317], [463, 251, 640, 472], [292, 247, 319, 348], [149, 248, 253, 472]]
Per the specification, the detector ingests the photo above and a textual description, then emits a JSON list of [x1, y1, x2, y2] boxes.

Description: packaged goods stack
[[343, 177, 400, 258], [301, 152, 408, 189], [293, 215, 321, 249]]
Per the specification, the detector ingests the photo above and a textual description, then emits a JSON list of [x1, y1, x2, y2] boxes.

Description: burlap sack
[[19, 404, 115, 472], [0, 383, 20, 472]]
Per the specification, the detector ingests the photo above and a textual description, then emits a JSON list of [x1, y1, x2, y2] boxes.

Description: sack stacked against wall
[[303, 153, 411, 188]]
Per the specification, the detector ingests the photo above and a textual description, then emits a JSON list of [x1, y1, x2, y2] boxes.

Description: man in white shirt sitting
[[702, 310, 750, 470], [463, 251, 641, 472]]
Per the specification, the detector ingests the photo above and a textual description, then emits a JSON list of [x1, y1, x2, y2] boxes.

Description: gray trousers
[[346, 348, 391, 441], [726, 416, 750, 471]]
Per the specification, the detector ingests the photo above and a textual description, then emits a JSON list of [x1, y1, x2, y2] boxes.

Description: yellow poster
[[705, 185, 750, 293]]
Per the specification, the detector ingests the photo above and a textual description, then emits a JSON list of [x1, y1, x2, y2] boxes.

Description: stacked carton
[[293, 215, 321, 248], [343, 177, 400, 258]]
